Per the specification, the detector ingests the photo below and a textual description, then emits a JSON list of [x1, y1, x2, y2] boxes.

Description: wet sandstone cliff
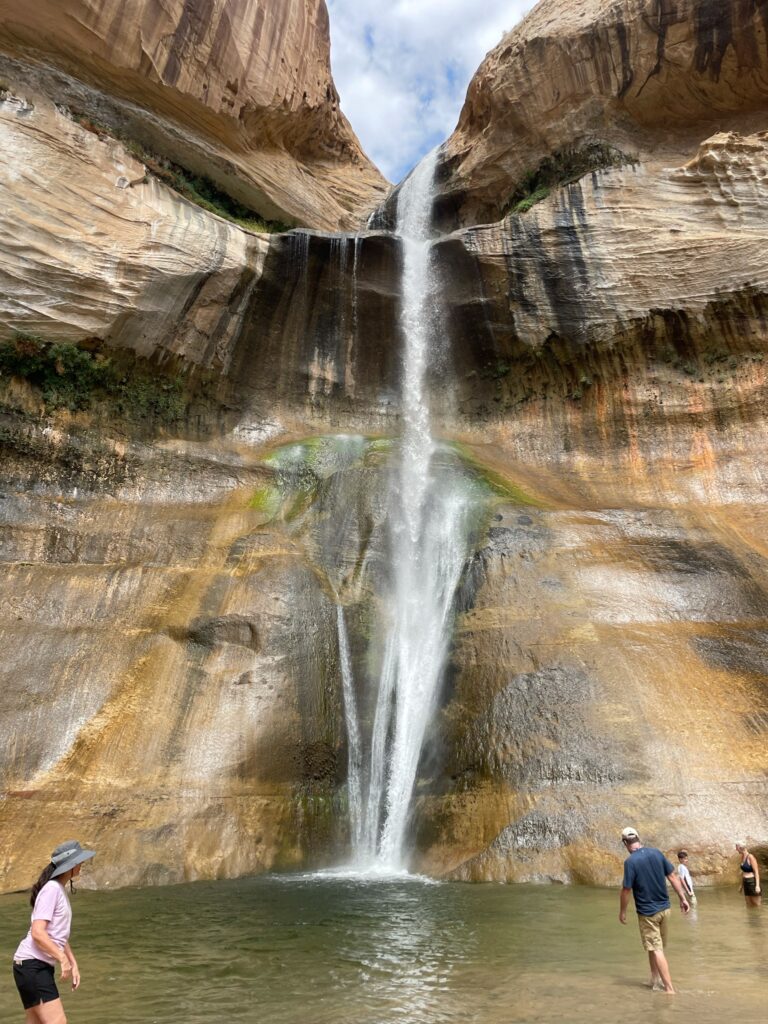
[[0, 0, 387, 229], [434, 0, 768, 228], [1, 0, 768, 890]]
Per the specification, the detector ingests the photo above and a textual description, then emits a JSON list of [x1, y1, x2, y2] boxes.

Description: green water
[[2, 876, 766, 1023]]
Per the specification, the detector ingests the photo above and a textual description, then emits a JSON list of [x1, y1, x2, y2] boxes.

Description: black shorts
[[12, 958, 59, 1009], [743, 876, 759, 897]]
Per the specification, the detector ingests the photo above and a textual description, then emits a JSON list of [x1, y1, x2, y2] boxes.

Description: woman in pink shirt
[[12, 840, 95, 1023]]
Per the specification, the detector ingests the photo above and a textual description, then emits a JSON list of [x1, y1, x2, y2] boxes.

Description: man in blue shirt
[[618, 826, 690, 993]]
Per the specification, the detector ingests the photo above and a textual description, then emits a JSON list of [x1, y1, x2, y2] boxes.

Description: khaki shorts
[[637, 908, 670, 952]]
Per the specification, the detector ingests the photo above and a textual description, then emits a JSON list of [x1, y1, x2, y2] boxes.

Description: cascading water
[[336, 605, 364, 853], [339, 151, 477, 872]]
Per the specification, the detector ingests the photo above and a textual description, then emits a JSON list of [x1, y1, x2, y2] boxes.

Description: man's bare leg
[[649, 950, 675, 993], [647, 951, 662, 989]]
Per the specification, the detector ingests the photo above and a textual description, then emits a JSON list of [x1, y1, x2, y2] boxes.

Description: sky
[[326, 0, 533, 184]]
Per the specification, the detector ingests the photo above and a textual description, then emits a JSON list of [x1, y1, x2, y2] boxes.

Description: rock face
[[0, 87, 267, 365], [436, 131, 768, 413], [0, 77, 403, 412], [435, 0, 768, 226], [0, 0, 387, 229], [0, 431, 354, 888], [1, 0, 768, 891]]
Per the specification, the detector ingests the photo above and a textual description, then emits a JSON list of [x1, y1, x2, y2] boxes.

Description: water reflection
[[0, 878, 766, 1024], [338, 882, 474, 1023]]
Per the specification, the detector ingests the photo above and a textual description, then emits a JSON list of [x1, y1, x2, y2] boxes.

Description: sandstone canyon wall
[[0, 0, 387, 230], [1, 0, 767, 891], [434, 0, 768, 227]]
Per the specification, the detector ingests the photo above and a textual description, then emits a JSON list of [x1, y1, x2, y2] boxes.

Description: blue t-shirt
[[622, 847, 675, 916]]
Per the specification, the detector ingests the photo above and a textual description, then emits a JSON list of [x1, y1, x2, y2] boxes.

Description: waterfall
[[351, 236, 361, 342], [345, 236, 361, 395], [337, 150, 476, 872], [337, 605, 364, 852]]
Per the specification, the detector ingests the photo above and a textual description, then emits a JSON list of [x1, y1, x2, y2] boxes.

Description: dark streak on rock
[[616, 21, 635, 98], [694, 0, 768, 79], [475, 665, 637, 787], [694, 0, 735, 78], [637, 0, 679, 97], [693, 630, 768, 676], [176, 271, 214, 325], [205, 263, 259, 367], [523, 189, 591, 347], [163, 0, 217, 88]]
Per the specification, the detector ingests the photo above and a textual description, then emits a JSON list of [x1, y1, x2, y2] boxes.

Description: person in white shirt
[[676, 850, 696, 906], [12, 839, 95, 1021]]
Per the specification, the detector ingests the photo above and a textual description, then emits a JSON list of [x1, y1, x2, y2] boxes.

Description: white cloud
[[327, 0, 532, 183]]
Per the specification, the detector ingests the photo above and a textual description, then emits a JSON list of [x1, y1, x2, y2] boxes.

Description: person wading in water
[[12, 840, 95, 1023], [735, 841, 762, 907], [676, 850, 696, 907], [618, 827, 690, 994]]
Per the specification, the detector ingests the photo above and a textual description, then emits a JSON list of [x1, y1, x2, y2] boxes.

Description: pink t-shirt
[[14, 881, 72, 964]]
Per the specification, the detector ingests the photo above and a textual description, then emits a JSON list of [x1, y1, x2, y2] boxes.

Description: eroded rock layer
[[0, 86, 267, 367], [435, 0, 768, 227]]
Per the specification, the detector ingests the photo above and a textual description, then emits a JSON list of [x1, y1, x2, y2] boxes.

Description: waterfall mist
[[340, 152, 479, 873]]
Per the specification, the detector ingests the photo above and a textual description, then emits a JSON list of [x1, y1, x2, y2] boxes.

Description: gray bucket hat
[[50, 840, 95, 878]]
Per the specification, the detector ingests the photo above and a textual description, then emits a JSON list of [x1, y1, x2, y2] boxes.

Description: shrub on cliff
[[0, 332, 185, 422], [70, 111, 288, 234], [505, 143, 636, 216]]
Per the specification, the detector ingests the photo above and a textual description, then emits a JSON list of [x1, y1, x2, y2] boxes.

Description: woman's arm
[[750, 854, 761, 893], [64, 942, 80, 990], [30, 921, 72, 980]]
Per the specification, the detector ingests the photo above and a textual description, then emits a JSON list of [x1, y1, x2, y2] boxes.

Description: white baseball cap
[[621, 826, 640, 840]]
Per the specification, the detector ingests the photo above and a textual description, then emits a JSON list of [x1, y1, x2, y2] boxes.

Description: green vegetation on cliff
[[250, 436, 370, 524], [505, 143, 636, 216], [451, 442, 545, 508], [0, 332, 189, 423], [70, 112, 290, 234]]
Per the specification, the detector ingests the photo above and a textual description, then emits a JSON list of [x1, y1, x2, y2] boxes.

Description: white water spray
[[339, 150, 476, 872], [337, 604, 364, 852]]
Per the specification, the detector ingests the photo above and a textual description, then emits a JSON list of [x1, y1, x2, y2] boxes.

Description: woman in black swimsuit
[[735, 841, 762, 908]]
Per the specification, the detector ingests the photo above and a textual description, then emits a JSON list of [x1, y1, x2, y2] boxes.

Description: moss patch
[[451, 442, 546, 508], [249, 437, 363, 526], [265, 435, 367, 480], [284, 486, 320, 523], [249, 484, 282, 518], [512, 185, 551, 215], [505, 143, 636, 217], [247, 435, 546, 545]]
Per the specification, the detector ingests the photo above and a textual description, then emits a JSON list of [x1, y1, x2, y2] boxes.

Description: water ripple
[[1, 877, 765, 1024]]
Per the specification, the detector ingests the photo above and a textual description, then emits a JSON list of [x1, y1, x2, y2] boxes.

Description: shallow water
[[2, 876, 766, 1023]]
